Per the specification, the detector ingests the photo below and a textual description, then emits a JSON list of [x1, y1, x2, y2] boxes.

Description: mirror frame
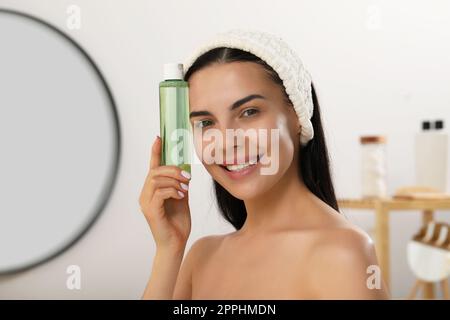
[[0, 8, 121, 275]]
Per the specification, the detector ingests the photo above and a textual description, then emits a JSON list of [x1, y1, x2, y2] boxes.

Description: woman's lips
[[218, 154, 262, 180], [221, 153, 261, 166]]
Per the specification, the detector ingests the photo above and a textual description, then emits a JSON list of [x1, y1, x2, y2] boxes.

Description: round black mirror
[[0, 9, 121, 274]]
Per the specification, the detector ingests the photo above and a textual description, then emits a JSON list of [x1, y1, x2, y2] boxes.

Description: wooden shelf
[[337, 197, 450, 298], [339, 198, 450, 210]]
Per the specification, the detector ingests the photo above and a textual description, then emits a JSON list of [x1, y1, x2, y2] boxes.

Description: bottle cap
[[163, 63, 184, 80], [422, 121, 431, 130], [360, 135, 386, 144], [435, 120, 444, 130]]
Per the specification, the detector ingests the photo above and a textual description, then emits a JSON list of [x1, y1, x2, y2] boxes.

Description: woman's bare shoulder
[[299, 219, 389, 299], [172, 233, 227, 299], [187, 233, 227, 261], [311, 220, 374, 252], [299, 198, 375, 253]]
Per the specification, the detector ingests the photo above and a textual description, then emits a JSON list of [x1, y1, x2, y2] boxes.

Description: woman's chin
[[218, 176, 272, 201], [229, 185, 262, 200]]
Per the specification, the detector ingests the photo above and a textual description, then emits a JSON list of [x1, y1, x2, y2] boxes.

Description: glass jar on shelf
[[360, 135, 387, 199]]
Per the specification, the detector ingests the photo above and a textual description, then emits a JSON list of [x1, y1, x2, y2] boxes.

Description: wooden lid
[[360, 135, 386, 144]]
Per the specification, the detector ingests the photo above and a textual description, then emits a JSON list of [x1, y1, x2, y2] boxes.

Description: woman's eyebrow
[[189, 94, 266, 119]]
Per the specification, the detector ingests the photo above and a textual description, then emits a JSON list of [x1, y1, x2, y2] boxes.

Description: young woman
[[139, 33, 390, 299]]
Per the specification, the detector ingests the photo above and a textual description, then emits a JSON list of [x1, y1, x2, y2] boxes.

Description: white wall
[[0, 0, 449, 299]]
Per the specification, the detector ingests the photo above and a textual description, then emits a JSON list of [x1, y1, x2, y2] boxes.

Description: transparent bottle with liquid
[[159, 63, 191, 174]]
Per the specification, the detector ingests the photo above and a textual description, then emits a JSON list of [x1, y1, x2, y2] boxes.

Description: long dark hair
[[184, 47, 339, 230]]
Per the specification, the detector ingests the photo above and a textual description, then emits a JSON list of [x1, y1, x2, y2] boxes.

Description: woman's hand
[[139, 136, 191, 250]]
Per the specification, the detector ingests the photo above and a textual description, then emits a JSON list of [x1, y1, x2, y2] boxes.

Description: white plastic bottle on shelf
[[415, 120, 448, 192]]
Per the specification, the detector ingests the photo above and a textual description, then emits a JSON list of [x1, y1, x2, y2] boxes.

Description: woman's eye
[[241, 108, 259, 117], [194, 119, 213, 128]]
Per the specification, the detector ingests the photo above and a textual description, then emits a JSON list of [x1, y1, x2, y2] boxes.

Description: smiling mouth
[[219, 154, 262, 172]]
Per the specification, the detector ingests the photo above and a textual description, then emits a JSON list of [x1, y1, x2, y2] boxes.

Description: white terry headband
[[183, 28, 315, 145]]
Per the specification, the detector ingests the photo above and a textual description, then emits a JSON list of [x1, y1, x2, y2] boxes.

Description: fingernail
[[177, 190, 185, 198], [180, 182, 189, 191], [180, 170, 191, 180]]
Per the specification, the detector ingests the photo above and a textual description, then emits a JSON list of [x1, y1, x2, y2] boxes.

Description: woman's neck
[[237, 160, 314, 236]]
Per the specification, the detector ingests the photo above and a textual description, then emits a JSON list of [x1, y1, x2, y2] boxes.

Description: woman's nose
[[219, 124, 248, 148]]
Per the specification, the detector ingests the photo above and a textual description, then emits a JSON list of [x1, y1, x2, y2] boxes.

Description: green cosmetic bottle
[[159, 63, 191, 174]]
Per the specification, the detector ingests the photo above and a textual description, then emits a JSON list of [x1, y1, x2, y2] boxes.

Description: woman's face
[[188, 61, 300, 200]]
